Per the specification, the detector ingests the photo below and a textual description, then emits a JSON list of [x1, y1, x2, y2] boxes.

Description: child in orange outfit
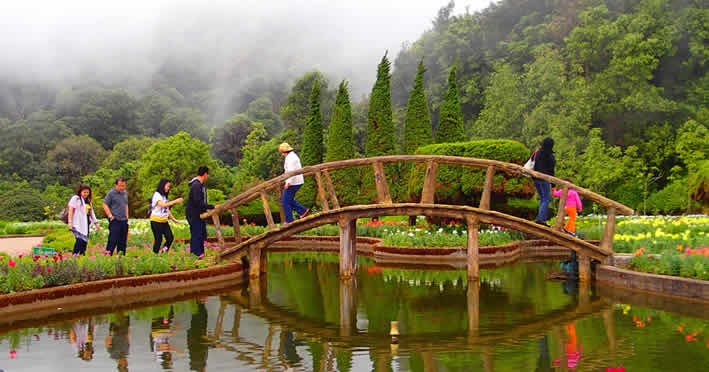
[[553, 179, 582, 236]]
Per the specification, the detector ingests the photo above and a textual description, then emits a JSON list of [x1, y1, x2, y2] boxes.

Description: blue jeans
[[534, 179, 551, 223], [281, 184, 307, 223], [188, 217, 207, 257], [106, 219, 128, 255], [73, 238, 88, 255]]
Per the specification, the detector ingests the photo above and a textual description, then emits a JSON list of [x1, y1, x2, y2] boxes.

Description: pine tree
[[326, 81, 354, 162], [301, 79, 324, 166], [436, 61, 465, 143], [365, 53, 395, 157], [403, 58, 433, 154]]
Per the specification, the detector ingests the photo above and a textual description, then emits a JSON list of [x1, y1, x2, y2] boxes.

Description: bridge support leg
[[466, 216, 480, 281], [248, 276, 265, 308], [339, 278, 357, 336], [249, 245, 263, 279], [467, 280, 480, 339], [339, 217, 357, 279], [578, 254, 591, 283]]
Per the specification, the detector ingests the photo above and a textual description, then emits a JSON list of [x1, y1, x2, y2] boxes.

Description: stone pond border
[[597, 264, 709, 302]]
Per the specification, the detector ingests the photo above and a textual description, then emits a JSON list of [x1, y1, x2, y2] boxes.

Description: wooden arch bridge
[[202, 155, 634, 281]]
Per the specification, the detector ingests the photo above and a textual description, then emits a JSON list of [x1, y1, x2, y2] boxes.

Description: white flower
[[408, 232, 414, 237]]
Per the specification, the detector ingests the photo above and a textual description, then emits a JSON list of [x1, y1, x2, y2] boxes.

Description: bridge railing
[[201, 155, 634, 257]]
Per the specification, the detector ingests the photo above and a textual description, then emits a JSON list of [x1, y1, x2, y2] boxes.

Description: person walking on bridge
[[531, 137, 556, 226], [186, 166, 218, 257], [279, 142, 309, 224]]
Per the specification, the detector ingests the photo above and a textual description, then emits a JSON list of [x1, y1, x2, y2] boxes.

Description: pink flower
[[47, 268, 52, 273], [8, 259, 16, 268], [163, 318, 169, 325], [10, 350, 17, 358], [89, 256, 95, 260]]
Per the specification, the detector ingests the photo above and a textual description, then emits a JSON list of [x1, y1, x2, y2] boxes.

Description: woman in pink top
[[552, 179, 582, 235]]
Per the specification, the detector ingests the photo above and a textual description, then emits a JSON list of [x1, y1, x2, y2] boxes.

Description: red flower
[[10, 350, 17, 358], [8, 259, 16, 268], [47, 268, 52, 273]]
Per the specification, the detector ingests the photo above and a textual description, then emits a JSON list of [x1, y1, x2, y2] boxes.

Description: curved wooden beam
[[219, 203, 612, 263], [202, 155, 634, 219]]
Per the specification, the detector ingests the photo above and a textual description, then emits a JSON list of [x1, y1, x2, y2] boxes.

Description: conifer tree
[[365, 53, 395, 157], [301, 79, 323, 166], [403, 58, 433, 154], [326, 81, 354, 162], [436, 61, 465, 143]]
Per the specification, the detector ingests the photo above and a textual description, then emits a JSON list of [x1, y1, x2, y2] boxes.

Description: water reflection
[[2, 254, 709, 371]]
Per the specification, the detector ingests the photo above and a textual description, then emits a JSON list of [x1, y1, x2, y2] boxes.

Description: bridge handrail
[[201, 155, 634, 219]]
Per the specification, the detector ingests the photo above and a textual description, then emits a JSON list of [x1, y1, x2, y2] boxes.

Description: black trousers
[[73, 239, 88, 255], [151, 221, 174, 253], [106, 219, 128, 255]]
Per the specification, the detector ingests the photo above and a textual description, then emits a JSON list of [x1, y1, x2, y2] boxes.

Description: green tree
[[102, 136, 157, 170], [47, 135, 107, 186], [365, 53, 395, 157], [136, 95, 176, 137], [246, 96, 283, 136], [436, 61, 465, 143], [403, 59, 433, 154], [280, 71, 334, 135], [326, 81, 355, 162], [137, 132, 218, 216], [160, 107, 209, 141], [211, 114, 254, 166], [72, 89, 140, 149], [301, 79, 324, 167]]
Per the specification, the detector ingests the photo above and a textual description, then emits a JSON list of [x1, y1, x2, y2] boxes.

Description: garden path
[[0, 236, 43, 256]]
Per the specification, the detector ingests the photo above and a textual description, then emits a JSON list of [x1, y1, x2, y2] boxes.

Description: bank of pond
[[2, 257, 709, 371]]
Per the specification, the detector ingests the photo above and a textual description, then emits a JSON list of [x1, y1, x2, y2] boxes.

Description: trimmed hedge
[[407, 139, 534, 204]]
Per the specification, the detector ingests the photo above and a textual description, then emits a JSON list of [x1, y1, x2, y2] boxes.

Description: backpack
[[58, 206, 69, 224]]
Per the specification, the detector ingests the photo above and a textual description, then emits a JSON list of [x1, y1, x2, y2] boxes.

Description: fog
[[1, 0, 490, 105]]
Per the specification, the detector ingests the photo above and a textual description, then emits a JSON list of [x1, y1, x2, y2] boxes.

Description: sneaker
[[563, 228, 577, 237], [300, 209, 310, 219]]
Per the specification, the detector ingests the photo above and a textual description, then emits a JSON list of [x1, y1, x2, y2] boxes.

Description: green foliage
[[365, 53, 395, 157], [101, 136, 157, 170], [159, 107, 209, 141], [211, 114, 254, 166], [137, 132, 218, 217], [403, 58, 433, 154], [47, 135, 107, 186], [435, 61, 465, 143], [301, 79, 324, 167], [246, 95, 283, 136], [690, 160, 709, 212], [280, 71, 335, 136], [0, 187, 51, 222], [325, 81, 362, 205], [410, 139, 532, 202], [646, 177, 689, 215]]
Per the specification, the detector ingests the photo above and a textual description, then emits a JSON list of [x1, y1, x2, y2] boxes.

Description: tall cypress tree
[[436, 61, 465, 143], [326, 80, 354, 162], [403, 58, 433, 154], [301, 79, 323, 166], [365, 53, 395, 157]]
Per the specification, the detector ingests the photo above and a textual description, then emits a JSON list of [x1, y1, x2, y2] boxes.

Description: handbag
[[58, 206, 69, 223], [524, 151, 537, 170]]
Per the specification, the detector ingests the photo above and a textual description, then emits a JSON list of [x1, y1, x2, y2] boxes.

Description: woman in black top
[[532, 137, 556, 226]]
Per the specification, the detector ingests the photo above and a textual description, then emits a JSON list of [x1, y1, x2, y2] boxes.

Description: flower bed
[[628, 245, 709, 280], [0, 221, 65, 236], [576, 216, 709, 254], [0, 245, 220, 294]]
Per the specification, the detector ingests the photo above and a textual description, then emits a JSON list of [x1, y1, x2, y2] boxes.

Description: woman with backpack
[[150, 178, 183, 253], [67, 184, 100, 255]]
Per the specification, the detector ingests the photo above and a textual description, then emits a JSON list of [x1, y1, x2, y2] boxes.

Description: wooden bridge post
[[276, 183, 286, 224], [212, 214, 226, 248], [602, 309, 617, 354], [230, 208, 241, 244], [249, 245, 263, 279], [314, 171, 330, 211], [479, 165, 495, 210], [578, 254, 591, 283], [248, 275, 264, 307], [553, 186, 569, 232], [259, 191, 275, 229], [420, 161, 438, 204], [600, 207, 617, 265], [466, 215, 480, 281], [322, 170, 340, 209], [467, 280, 480, 338], [372, 161, 393, 204], [339, 278, 357, 336], [339, 216, 357, 278]]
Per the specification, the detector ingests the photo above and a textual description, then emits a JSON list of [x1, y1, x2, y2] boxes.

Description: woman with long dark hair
[[532, 137, 556, 226], [67, 184, 100, 255], [150, 178, 183, 253]]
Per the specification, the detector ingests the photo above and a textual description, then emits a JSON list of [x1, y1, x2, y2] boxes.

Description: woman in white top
[[150, 178, 183, 253], [67, 184, 100, 255], [279, 142, 309, 224]]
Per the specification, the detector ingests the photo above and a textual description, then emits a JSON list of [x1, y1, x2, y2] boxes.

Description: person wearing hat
[[279, 142, 309, 224]]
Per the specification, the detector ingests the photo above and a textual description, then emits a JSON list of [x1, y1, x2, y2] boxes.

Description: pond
[[2, 252, 709, 371]]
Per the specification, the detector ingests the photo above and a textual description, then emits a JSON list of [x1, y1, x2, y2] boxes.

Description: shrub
[[408, 140, 534, 210], [646, 178, 689, 215], [0, 188, 51, 222]]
